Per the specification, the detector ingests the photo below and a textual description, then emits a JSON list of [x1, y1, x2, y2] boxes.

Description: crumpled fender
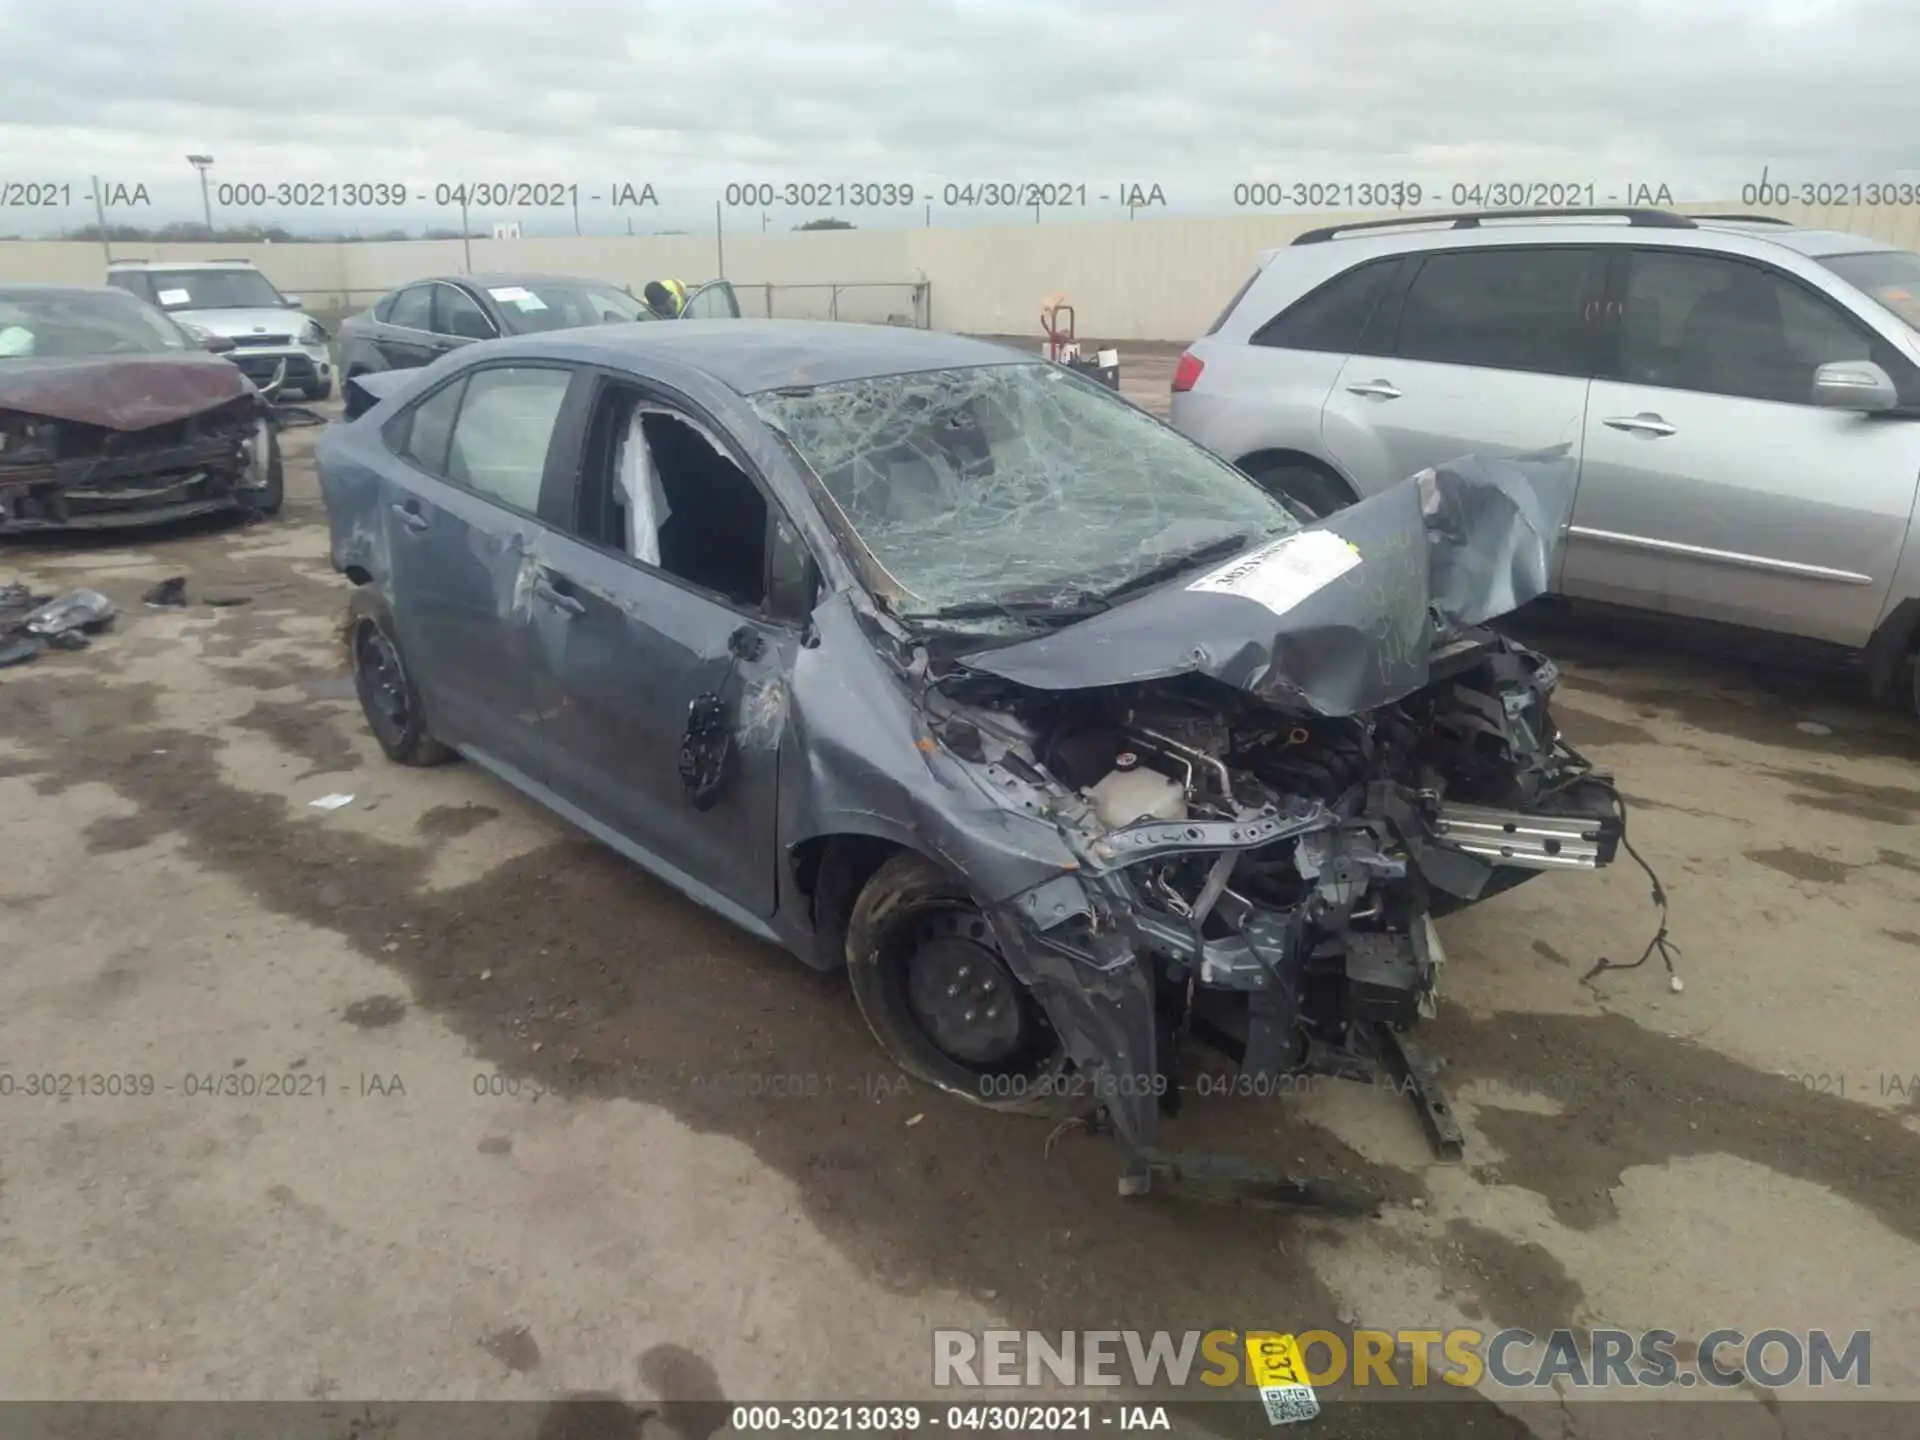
[[777, 594, 1087, 903]]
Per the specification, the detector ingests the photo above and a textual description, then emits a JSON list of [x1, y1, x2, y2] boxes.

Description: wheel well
[[1864, 596, 1920, 701], [790, 834, 914, 969], [1234, 449, 1359, 504]]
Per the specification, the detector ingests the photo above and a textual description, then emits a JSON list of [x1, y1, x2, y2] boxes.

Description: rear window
[[1203, 268, 1262, 336], [1819, 250, 1920, 334], [1250, 259, 1397, 353]]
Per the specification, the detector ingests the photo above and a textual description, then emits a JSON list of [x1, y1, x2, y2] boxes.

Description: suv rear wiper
[[1097, 532, 1257, 603]]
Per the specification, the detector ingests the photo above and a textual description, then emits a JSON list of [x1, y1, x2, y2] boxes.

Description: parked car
[[0, 284, 281, 531], [106, 258, 334, 401], [1170, 208, 1920, 713], [334, 273, 741, 391], [316, 320, 1623, 1206]]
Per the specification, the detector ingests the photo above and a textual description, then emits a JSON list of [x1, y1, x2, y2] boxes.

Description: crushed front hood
[[960, 453, 1577, 716], [0, 354, 253, 431]]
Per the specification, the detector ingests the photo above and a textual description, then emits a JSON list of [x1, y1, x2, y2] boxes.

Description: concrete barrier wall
[[8, 201, 1919, 341]]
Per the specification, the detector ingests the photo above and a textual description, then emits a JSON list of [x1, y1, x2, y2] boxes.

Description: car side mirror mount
[[199, 333, 236, 354], [281, 294, 303, 308], [1812, 360, 1898, 412]]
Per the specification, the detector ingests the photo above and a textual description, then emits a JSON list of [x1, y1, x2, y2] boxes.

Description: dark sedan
[[335, 273, 740, 381], [315, 319, 1627, 1210]]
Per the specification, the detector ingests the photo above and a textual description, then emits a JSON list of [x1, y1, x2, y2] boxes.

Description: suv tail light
[[1171, 351, 1205, 394]]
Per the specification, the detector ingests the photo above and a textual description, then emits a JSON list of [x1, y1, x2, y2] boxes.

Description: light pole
[[186, 154, 214, 235]]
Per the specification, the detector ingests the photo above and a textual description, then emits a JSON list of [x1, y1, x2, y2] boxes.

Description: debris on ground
[[143, 576, 188, 607], [24, 588, 116, 638], [308, 793, 356, 811], [0, 634, 43, 668], [205, 593, 250, 608]]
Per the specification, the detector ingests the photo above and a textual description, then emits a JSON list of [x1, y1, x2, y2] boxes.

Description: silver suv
[[106, 259, 334, 400], [1170, 208, 1920, 711]]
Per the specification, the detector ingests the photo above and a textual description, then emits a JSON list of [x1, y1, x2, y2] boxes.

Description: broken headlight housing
[[0, 412, 57, 465]]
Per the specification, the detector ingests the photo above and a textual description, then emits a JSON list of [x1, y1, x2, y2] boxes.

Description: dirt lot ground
[[2, 365, 1919, 1438]]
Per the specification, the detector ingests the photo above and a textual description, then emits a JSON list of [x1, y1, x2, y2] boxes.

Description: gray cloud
[[0, 0, 1913, 233]]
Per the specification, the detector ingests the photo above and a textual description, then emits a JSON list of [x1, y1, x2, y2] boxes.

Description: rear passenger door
[[1321, 245, 1607, 503], [379, 362, 581, 782], [1563, 247, 1920, 645]]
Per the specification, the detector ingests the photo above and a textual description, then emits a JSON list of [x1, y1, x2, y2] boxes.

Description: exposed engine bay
[[917, 622, 1625, 1208], [0, 394, 270, 531]]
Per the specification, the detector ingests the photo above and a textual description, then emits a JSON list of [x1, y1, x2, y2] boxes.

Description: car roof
[[387, 273, 633, 292], [106, 259, 260, 270], [493, 318, 1035, 394]]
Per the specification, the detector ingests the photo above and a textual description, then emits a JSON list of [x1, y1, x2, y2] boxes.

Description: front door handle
[[1345, 380, 1402, 400], [533, 578, 584, 615], [1602, 413, 1677, 437], [389, 500, 429, 532]]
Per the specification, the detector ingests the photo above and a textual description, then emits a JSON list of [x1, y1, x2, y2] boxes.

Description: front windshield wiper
[[896, 588, 1111, 628], [1096, 532, 1259, 603]]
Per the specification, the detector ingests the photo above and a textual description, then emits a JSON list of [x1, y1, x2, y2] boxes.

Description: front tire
[[346, 587, 452, 767], [846, 853, 1066, 1114]]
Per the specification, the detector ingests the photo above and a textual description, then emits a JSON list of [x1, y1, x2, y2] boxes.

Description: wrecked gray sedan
[[317, 320, 1626, 1208]]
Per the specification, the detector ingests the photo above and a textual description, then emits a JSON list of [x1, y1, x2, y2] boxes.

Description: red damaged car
[[0, 284, 283, 532]]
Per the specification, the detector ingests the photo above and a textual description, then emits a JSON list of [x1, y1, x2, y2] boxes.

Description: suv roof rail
[[1291, 207, 1698, 245], [1690, 213, 1794, 226]]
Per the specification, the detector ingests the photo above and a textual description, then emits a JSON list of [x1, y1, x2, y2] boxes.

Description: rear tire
[[1243, 460, 1353, 523], [346, 587, 453, 767], [846, 853, 1067, 1114]]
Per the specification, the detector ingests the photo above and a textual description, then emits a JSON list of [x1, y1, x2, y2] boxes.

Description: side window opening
[[1394, 247, 1599, 376], [1618, 250, 1881, 405], [577, 389, 770, 611], [445, 367, 571, 512], [388, 376, 467, 473], [1250, 259, 1395, 353]]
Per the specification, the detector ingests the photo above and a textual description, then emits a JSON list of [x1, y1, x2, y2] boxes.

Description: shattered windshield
[[751, 362, 1299, 619], [0, 291, 194, 359]]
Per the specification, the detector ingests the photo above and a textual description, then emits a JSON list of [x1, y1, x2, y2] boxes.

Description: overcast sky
[[1, 0, 1913, 235]]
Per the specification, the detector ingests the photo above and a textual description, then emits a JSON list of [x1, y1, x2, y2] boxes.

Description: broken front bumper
[[985, 778, 1626, 1209], [0, 433, 261, 532]]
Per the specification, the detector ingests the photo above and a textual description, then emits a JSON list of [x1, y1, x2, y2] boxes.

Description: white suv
[[1169, 207, 1920, 712], [106, 259, 333, 400]]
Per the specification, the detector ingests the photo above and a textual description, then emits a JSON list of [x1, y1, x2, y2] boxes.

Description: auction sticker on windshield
[[156, 289, 191, 306], [1185, 529, 1361, 617]]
